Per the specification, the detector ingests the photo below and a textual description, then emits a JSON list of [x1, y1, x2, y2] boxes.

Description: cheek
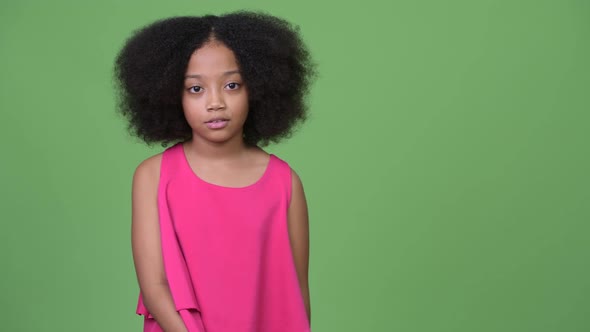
[[181, 97, 203, 123], [232, 94, 249, 117]]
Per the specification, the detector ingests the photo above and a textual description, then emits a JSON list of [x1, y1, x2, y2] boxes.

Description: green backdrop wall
[[1, 0, 588, 331]]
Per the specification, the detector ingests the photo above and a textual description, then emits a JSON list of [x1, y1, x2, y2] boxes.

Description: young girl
[[113, 10, 316, 332]]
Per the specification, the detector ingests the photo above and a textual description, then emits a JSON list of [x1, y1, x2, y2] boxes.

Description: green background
[[1, 0, 589, 331]]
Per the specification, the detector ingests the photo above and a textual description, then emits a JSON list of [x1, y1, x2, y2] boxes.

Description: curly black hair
[[113, 10, 317, 147]]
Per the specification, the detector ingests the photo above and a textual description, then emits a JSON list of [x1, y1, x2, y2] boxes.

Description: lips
[[205, 117, 230, 129], [205, 117, 229, 123]]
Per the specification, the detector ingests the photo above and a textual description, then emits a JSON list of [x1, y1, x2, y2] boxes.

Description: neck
[[183, 135, 252, 161]]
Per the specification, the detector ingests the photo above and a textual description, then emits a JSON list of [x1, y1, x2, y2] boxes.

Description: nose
[[206, 88, 226, 111]]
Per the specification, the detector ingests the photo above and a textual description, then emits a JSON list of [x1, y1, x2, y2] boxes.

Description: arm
[[131, 156, 188, 332], [287, 169, 312, 327]]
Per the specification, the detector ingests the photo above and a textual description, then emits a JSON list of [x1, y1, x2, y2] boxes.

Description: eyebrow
[[184, 70, 241, 79]]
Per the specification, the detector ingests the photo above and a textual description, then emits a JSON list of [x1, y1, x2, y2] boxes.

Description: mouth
[[205, 118, 229, 123], [205, 117, 230, 129]]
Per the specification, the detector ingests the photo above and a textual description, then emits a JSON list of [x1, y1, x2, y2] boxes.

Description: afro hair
[[113, 10, 317, 147]]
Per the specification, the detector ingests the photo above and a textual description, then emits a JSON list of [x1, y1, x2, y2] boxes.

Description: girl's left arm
[[288, 169, 311, 327]]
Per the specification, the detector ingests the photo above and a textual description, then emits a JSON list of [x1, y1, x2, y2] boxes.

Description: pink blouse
[[135, 142, 310, 331]]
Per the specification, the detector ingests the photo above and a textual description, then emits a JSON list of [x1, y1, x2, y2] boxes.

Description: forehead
[[185, 42, 240, 76]]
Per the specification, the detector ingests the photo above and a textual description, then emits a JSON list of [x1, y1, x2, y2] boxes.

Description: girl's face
[[182, 40, 249, 145]]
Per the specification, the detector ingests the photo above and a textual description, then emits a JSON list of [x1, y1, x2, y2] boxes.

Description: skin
[[130, 38, 311, 331]]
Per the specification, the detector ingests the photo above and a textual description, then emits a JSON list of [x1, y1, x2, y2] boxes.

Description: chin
[[204, 134, 243, 145]]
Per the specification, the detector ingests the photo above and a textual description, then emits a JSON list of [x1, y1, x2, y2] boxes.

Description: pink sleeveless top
[[135, 142, 311, 332]]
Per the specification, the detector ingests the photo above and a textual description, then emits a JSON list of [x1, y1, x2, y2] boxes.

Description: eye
[[188, 86, 203, 93], [225, 82, 241, 90]]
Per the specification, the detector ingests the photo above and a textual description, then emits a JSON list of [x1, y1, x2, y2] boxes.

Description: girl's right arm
[[131, 155, 188, 332]]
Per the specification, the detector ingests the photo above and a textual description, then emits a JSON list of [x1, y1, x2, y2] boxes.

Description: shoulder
[[287, 164, 308, 215], [266, 152, 303, 186], [272, 154, 305, 202], [132, 142, 183, 178], [290, 166, 304, 192], [132, 152, 164, 188]]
